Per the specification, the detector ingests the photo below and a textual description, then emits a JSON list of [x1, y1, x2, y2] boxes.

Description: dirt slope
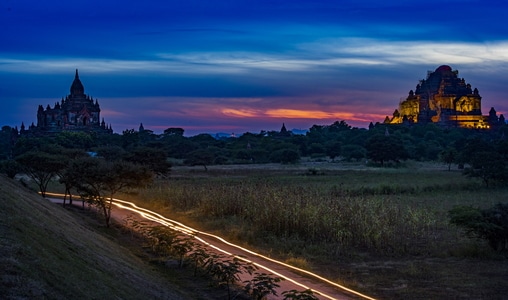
[[0, 175, 186, 299]]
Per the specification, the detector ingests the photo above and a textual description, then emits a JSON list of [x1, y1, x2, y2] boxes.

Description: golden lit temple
[[385, 65, 504, 128]]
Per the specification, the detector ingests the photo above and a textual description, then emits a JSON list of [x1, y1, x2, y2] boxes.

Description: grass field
[[119, 160, 508, 299]]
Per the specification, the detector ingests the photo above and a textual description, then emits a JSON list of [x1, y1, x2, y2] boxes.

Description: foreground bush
[[449, 203, 508, 252]]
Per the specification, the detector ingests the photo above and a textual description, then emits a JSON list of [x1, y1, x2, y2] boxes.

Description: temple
[[384, 65, 504, 128], [21, 70, 113, 135]]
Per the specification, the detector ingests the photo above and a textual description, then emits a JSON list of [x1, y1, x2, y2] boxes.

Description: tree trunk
[[38, 182, 46, 197], [68, 187, 73, 205], [105, 196, 114, 228], [100, 199, 110, 228]]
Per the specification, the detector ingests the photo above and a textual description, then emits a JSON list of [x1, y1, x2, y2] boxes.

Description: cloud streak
[[1, 1, 508, 135], [2, 39, 508, 78]]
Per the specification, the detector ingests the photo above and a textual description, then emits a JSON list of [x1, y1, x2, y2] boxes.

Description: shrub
[[449, 203, 508, 252], [269, 149, 300, 164]]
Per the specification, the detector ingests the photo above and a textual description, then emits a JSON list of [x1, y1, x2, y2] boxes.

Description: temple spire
[[70, 69, 85, 96]]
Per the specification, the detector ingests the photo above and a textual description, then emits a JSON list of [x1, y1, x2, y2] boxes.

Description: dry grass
[[126, 161, 508, 300]]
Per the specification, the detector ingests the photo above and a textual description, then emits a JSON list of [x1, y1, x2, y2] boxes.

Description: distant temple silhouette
[[385, 65, 504, 128], [21, 69, 113, 135]]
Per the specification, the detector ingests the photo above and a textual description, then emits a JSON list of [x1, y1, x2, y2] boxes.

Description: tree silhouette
[[68, 157, 153, 227], [185, 149, 215, 171], [440, 147, 458, 171], [15, 150, 67, 197], [365, 135, 408, 166]]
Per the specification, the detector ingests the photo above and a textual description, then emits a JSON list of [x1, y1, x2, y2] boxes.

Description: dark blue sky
[[1, 0, 507, 135]]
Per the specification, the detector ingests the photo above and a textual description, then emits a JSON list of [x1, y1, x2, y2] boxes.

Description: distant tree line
[[2, 121, 508, 184]]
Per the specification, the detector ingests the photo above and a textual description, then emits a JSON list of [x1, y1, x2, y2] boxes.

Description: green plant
[[463, 151, 508, 186], [244, 272, 283, 300], [449, 203, 508, 252], [170, 235, 196, 267], [69, 157, 153, 227], [0, 159, 21, 178], [282, 289, 318, 300], [187, 245, 210, 276], [146, 226, 177, 257], [15, 150, 68, 197], [440, 147, 457, 171], [206, 257, 257, 299]]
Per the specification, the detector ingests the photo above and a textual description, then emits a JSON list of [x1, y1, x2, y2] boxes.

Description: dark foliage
[[449, 203, 508, 252], [2, 122, 508, 177], [0, 159, 21, 178], [365, 134, 408, 166]]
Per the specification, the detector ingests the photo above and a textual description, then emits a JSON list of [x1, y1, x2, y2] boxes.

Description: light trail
[[46, 192, 376, 300]]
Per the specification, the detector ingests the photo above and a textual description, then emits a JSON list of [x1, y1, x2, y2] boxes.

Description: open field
[[119, 160, 508, 299]]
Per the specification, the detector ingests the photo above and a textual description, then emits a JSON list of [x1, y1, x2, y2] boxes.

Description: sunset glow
[[265, 109, 351, 120], [1, 1, 507, 135], [221, 108, 261, 118]]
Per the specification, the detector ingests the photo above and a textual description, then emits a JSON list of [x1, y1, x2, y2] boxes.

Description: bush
[[449, 203, 508, 252], [0, 159, 21, 179], [269, 149, 300, 164]]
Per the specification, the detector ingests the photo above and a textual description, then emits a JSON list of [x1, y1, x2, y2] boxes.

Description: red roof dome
[[435, 65, 452, 72]]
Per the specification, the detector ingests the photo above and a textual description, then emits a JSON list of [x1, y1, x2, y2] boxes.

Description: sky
[[1, 0, 508, 136]]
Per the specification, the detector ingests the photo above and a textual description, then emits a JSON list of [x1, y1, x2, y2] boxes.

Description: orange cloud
[[265, 109, 356, 119], [221, 108, 260, 117]]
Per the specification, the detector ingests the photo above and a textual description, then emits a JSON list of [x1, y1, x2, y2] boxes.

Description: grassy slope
[[0, 175, 188, 300]]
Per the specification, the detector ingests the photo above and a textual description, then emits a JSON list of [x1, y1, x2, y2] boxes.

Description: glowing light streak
[[45, 193, 376, 300]]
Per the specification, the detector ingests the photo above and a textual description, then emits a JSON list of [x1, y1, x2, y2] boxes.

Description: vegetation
[[134, 168, 484, 255], [0, 159, 20, 179], [244, 272, 283, 300], [3, 121, 508, 177], [2, 120, 508, 299], [127, 216, 290, 300], [449, 203, 508, 252], [15, 150, 68, 197], [68, 157, 153, 227], [126, 165, 508, 299], [282, 289, 319, 300], [365, 134, 408, 166]]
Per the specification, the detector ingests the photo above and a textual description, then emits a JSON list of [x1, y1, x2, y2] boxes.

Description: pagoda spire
[[70, 69, 85, 96], [280, 123, 287, 133]]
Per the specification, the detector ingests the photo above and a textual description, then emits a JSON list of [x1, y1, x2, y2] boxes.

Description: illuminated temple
[[21, 70, 113, 135], [384, 65, 504, 128]]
